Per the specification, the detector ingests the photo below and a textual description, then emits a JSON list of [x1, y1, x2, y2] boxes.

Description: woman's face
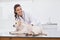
[[15, 6, 23, 16]]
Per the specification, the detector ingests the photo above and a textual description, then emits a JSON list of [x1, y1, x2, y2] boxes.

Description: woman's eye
[[17, 9, 20, 11], [20, 8, 22, 10]]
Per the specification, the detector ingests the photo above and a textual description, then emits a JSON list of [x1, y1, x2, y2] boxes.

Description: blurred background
[[0, 0, 60, 37]]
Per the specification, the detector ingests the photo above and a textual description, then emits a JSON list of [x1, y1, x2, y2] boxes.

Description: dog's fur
[[10, 21, 47, 36]]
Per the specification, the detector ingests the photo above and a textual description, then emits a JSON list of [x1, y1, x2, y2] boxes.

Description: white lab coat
[[15, 11, 40, 26]]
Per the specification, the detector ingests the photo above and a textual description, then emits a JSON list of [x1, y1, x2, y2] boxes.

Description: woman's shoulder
[[23, 11, 31, 17]]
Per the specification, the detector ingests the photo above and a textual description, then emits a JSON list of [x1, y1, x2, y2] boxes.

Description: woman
[[9, 4, 47, 36]]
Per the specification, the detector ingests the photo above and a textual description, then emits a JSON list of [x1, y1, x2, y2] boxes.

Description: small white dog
[[9, 20, 47, 36]]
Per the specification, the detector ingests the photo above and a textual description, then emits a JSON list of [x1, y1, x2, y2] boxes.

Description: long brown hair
[[14, 4, 21, 19]]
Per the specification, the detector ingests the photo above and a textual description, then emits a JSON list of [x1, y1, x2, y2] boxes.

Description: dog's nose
[[13, 25, 15, 27]]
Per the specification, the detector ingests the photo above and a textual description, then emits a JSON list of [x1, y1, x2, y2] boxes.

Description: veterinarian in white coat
[[10, 4, 47, 36]]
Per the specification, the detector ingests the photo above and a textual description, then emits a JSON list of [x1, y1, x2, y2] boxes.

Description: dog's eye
[[15, 22, 17, 24]]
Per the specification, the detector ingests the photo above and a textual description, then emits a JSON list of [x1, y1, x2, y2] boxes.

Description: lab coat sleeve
[[28, 14, 41, 26]]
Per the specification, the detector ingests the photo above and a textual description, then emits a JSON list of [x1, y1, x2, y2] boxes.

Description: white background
[[0, 0, 60, 37]]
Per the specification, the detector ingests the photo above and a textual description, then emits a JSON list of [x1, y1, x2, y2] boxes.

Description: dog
[[9, 20, 47, 36]]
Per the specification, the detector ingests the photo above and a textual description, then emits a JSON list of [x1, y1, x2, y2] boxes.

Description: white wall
[[32, 0, 60, 30]]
